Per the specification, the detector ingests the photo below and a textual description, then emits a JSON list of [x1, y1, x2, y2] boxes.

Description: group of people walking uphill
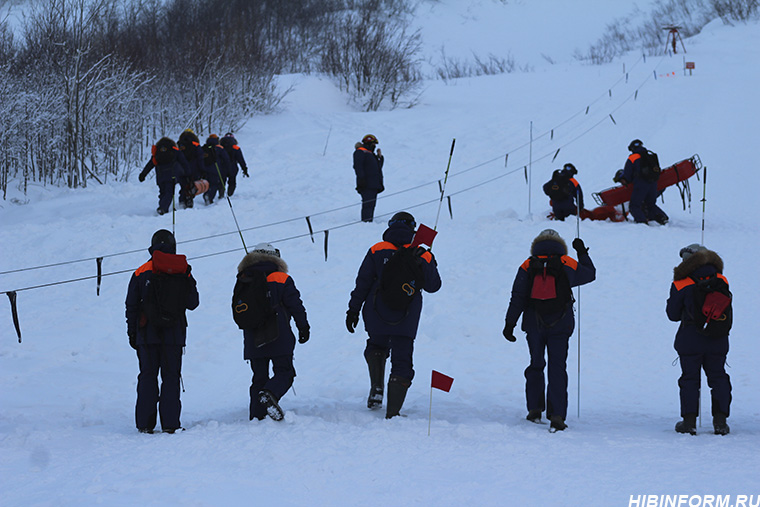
[[139, 131, 249, 215], [126, 131, 733, 436]]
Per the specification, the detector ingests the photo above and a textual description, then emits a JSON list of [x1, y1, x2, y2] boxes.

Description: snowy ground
[[1, 3, 759, 506]]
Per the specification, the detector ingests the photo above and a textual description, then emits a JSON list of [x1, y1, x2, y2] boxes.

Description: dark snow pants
[[135, 344, 183, 431], [249, 355, 296, 420], [365, 334, 414, 384], [157, 180, 175, 214], [629, 181, 668, 224], [359, 189, 379, 222], [524, 330, 570, 419], [678, 353, 732, 417]]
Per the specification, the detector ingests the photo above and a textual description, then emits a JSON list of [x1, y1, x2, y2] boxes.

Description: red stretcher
[[592, 155, 702, 207]]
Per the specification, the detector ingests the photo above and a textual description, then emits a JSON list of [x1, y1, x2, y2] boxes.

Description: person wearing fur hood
[[502, 229, 595, 431], [666, 244, 732, 435], [236, 243, 310, 422]]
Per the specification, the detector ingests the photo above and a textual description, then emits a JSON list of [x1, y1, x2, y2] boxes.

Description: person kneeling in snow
[[502, 229, 595, 431], [234, 243, 310, 422], [543, 163, 584, 221]]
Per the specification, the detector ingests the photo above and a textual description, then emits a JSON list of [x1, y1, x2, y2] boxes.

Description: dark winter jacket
[[139, 150, 190, 185], [666, 249, 730, 356], [505, 232, 595, 335], [125, 253, 199, 347], [178, 139, 205, 182], [543, 171, 584, 215], [348, 223, 441, 337], [221, 136, 248, 176], [202, 137, 233, 181], [623, 148, 653, 185], [237, 252, 309, 359], [353, 144, 384, 192]]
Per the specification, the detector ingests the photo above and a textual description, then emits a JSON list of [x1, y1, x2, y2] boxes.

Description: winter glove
[[128, 331, 137, 350], [138, 172, 146, 182], [502, 323, 516, 342], [298, 326, 310, 344], [346, 310, 360, 334], [572, 238, 589, 256], [242, 168, 249, 177]]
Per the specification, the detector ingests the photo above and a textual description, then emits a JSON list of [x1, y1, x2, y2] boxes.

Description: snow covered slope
[[1, 3, 758, 506]]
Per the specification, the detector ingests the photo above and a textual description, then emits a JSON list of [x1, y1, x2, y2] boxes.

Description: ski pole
[[215, 162, 248, 253], [576, 191, 581, 418], [433, 139, 456, 231], [700, 166, 707, 245], [172, 176, 177, 236]]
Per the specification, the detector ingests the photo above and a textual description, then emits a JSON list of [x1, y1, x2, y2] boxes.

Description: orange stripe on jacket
[[628, 153, 641, 164], [267, 272, 290, 284], [520, 255, 578, 271], [371, 241, 398, 254], [673, 278, 695, 291], [135, 260, 153, 276]]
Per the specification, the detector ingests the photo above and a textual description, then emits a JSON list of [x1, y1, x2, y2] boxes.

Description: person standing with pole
[[501, 229, 595, 432]]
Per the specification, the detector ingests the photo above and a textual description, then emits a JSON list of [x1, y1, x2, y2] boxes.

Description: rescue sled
[[592, 154, 702, 207]]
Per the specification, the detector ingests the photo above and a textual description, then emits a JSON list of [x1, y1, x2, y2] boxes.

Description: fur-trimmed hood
[[673, 249, 723, 281], [530, 230, 567, 256], [237, 251, 288, 274]]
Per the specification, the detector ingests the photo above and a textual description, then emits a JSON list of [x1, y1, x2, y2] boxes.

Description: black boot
[[526, 409, 542, 423], [258, 390, 284, 421], [365, 349, 387, 410], [385, 375, 411, 419], [675, 413, 697, 435], [549, 415, 567, 431], [713, 412, 730, 435]]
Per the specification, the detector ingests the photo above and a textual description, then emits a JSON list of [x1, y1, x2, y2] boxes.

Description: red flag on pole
[[411, 224, 437, 248], [431, 370, 454, 392]]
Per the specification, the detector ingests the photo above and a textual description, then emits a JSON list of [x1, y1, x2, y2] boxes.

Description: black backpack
[[232, 270, 279, 347], [153, 138, 177, 167], [202, 143, 217, 167], [142, 253, 191, 329], [527, 255, 573, 319], [639, 150, 661, 183], [220, 136, 236, 160], [377, 246, 425, 312], [690, 274, 732, 338], [547, 174, 573, 201]]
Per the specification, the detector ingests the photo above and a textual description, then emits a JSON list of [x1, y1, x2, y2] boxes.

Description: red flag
[[431, 370, 454, 392], [411, 224, 438, 248]]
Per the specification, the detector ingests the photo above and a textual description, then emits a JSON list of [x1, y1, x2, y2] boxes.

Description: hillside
[[1, 3, 759, 506]]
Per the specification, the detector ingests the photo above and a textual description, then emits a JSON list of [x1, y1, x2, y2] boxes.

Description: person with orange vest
[[543, 163, 584, 220], [346, 212, 441, 418], [138, 137, 190, 215], [622, 139, 668, 224], [502, 229, 595, 431], [353, 134, 385, 222], [220, 133, 249, 197], [125, 230, 199, 433], [666, 244, 732, 435], [236, 243, 310, 422]]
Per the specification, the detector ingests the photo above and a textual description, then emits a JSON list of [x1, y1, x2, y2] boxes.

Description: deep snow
[[1, 2, 759, 506]]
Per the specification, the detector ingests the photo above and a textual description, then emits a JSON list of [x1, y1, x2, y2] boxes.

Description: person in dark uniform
[[622, 139, 668, 225], [353, 134, 384, 222], [502, 229, 595, 431], [666, 243, 732, 435], [236, 243, 310, 422], [220, 133, 249, 197], [138, 137, 190, 215], [346, 212, 441, 418], [543, 163, 584, 221], [125, 230, 199, 433]]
